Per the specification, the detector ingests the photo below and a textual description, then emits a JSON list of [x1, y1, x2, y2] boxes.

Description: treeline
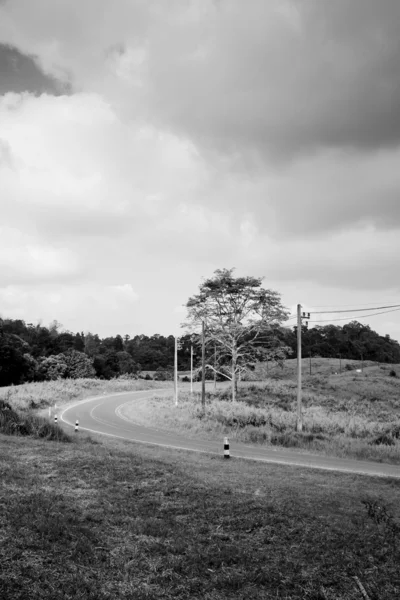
[[0, 317, 399, 387], [0, 318, 199, 387], [277, 320, 400, 363]]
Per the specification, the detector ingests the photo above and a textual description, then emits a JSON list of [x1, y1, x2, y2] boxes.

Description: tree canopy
[[183, 268, 292, 400]]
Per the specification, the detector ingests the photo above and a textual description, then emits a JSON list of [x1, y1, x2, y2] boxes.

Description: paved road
[[58, 388, 400, 479]]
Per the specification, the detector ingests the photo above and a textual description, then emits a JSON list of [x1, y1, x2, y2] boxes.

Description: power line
[[308, 303, 400, 315], [308, 307, 400, 323], [306, 300, 400, 308]]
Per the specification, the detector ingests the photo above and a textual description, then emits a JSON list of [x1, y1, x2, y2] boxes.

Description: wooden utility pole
[[297, 306, 311, 432], [190, 343, 193, 394], [297, 304, 303, 432], [201, 321, 206, 410], [214, 344, 217, 391], [174, 336, 178, 406]]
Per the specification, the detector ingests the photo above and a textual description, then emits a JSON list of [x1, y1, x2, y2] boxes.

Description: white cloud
[[0, 225, 82, 285], [0, 0, 400, 342]]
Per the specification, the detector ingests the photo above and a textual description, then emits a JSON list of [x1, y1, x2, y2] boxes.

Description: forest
[[1, 316, 399, 387]]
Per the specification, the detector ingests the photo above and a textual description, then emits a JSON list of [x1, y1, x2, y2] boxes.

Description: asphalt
[[55, 388, 400, 479]]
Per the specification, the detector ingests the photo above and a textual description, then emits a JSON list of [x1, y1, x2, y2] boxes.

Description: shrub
[[0, 399, 71, 442], [369, 433, 396, 446], [389, 369, 397, 377]]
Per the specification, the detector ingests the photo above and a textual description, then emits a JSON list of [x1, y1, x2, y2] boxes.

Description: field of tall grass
[[2, 359, 400, 464], [120, 361, 400, 464], [0, 376, 172, 413]]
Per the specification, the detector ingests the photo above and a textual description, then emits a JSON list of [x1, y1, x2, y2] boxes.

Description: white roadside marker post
[[224, 437, 230, 459], [75, 419, 79, 433]]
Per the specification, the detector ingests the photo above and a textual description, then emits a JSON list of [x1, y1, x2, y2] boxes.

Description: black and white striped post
[[75, 419, 79, 433], [54, 414, 58, 425], [224, 436, 230, 459]]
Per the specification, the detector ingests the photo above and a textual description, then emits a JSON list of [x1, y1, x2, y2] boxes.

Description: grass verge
[[0, 378, 172, 413], [1, 429, 400, 599], [119, 385, 400, 465]]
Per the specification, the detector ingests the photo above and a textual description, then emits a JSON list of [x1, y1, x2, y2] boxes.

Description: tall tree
[[183, 268, 291, 401]]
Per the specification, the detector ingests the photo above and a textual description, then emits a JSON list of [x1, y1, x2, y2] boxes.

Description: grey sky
[[0, 0, 400, 340]]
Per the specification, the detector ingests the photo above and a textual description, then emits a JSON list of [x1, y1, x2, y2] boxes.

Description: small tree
[[59, 350, 96, 379], [36, 355, 68, 381], [183, 268, 291, 401]]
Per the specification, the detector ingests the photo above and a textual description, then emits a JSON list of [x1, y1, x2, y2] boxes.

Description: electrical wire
[[308, 307, 400, 323], [304, 300, 400, 308], [307, 304, 400, 315]]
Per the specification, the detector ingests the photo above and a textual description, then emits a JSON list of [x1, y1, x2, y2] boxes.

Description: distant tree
[[114, 335, 124, 352], [93, 350, 120, 379], [183, 268, 291, 401], [48, 319, 63, 338], [84, 333, 101, 357], [36, 355, 68, 381], [74, 332, 85, 352], [0, 333, 33, 386], [59, 350, 96, 379], [116, 351, 136, 375], [22, 353, 38, 382], [52, 332, 75, 355], [154, 366, 173, 381]]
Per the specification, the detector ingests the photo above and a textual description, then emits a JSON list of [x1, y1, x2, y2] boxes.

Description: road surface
[[57, 388, 400, 479]]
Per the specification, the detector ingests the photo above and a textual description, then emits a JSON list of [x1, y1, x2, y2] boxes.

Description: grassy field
[[120, 359, 400, 464], [0, 377, 172, 413], [2, 359, 400, 465], [1, 427, 400, 599]]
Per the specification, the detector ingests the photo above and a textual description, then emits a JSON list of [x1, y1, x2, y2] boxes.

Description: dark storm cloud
[[143, 0, 400, 163], [0, 43, 71, 95]]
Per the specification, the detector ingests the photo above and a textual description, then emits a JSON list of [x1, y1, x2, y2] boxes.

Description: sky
[[1, 0, 400, 341]]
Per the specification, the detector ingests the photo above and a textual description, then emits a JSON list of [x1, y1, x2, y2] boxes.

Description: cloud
[[1, 0, 400, 341], [0, 226, 83, 285], [0, 91, 206, 241], [234, 223, 400, 292], [2, 0, 400, 164], [0, 43, 70, 95], [0, 282, 139, 335]]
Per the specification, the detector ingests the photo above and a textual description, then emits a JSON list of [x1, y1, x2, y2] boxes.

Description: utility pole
[[297, 305, 310, 433], [190, 342, 193, 394], [201, 321, 206, 411], [214, 344, 217, 391], [174, 336, 178, 406]]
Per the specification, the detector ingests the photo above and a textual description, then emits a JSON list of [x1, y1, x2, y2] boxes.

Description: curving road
[[58, 389, 400, 479]]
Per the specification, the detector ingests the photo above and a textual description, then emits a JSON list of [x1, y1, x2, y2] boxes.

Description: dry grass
[[118, 361, 400, 464], [1, 428, 400, 599], [0, 377, 172, 412], [2, 360, 400, 465]]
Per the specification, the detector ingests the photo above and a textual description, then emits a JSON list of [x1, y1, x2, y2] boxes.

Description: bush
[[389, 369, 397, 377], [181, 376, 190, 382], [369, 433, 396, 446], [145, 374, 153, 380], [0, 399, 71, 442]]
